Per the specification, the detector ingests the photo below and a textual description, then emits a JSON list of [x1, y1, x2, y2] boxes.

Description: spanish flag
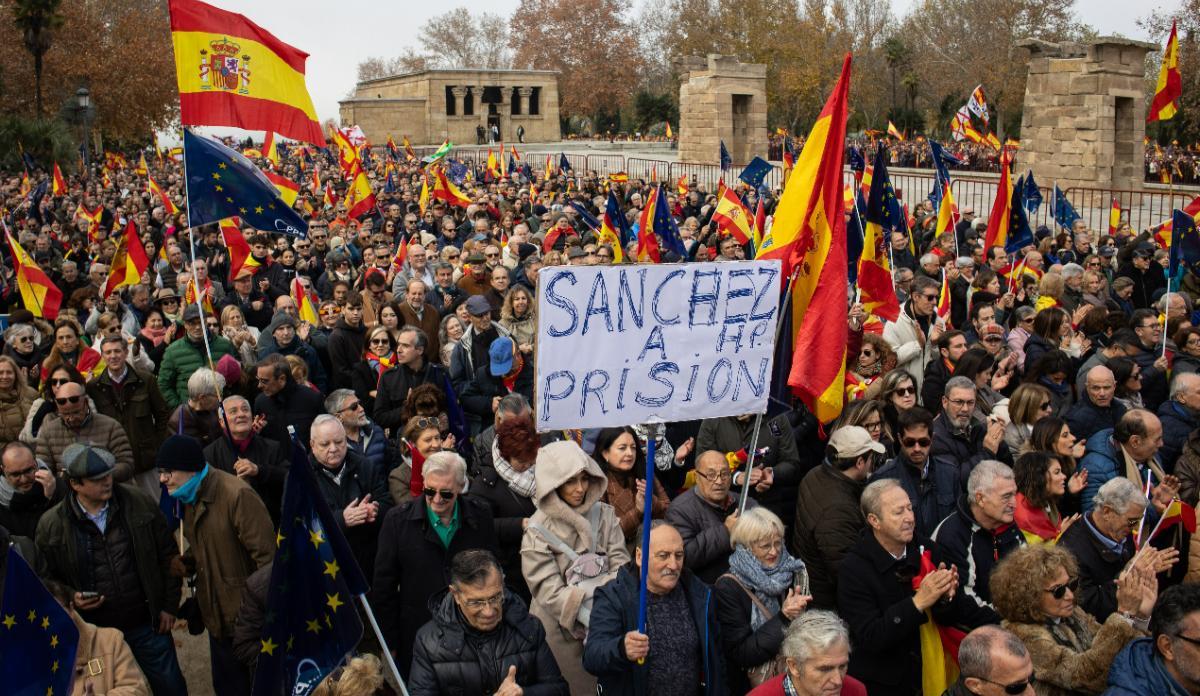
[[402, 135, 417, 162], [936, 270, 952, 326], [135, 153, 148, 176], [753, 199, 766, 251], [5, 230, 62, 319], [486, 149, 501, 178], [103, 220, 151, 298], [1109, 198, 1121, 235], [913, 548, 965, 695], [219, 218, 258, 281], [599, 191, 628, 263], [264, 170, 301, 207], [887, 120, 905, 141], [983, 148, 1013, 251], [636, 186, 662, 263], [665, 122, 673, 139], [431, 167, 471, 208], [418, 172, 430, 214], [169, 0, 324, 145], [292, 276, 318, 325], [935, 182, 958, 240], [330, 127, 360, 176], [1148, 21, 1181, 123], [756, 53, 851, 423], [860, 148, 902, 322], [263, 130, 280, 167], [147, 174, 179, 215], [391, 235, 412, 272], [712, 187, 753, 244], [342, 161, 376, 219], [51, 163, 67, 196]]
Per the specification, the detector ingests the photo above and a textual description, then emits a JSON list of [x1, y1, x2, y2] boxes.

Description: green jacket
[[158, 334, 236, 408]]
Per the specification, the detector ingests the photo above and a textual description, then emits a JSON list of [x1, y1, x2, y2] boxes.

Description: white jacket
[[882, 302, 935, 393]]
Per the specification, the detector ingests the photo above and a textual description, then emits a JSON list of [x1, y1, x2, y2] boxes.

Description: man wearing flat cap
[[36, 444, 187, 694]]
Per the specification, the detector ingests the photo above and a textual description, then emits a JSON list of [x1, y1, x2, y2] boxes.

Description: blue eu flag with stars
[[738, 156, 773, 189], [251, 441, 367, 696], [1052, 185, 1082, 231], [1, 547, 79, 696], [184, 129, 309, 238], [720, 140, 733, 171]]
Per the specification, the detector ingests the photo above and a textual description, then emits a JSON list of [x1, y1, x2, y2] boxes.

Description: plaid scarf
[[491, 436, 536, 498]]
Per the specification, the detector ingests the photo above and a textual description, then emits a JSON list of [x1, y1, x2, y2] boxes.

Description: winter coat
[[1079, 428, 1166, 516], [791, 462, 866, 610], [930, 497, 1022, 615], [875, 451, 962, 541], [520, 441, 629, 695], [1103, 637, 1191, 696], [696, 414, 802, 529], [203, 434, 289, 524], [470, 462, 537, 600], [231, 562, 272, 669], [157, 334, 237, 408], [666, 487, 758, 584], [372, 494, 497, 679], [883, 302, 936, 396], [836, 531, 997, 695], [1003, 608, 1139, 696], [87, 367, 171, 476], [1056, 514, 1133, 622], [36, 485, 181, 631], [748, 674, 867, 696], [69, 613, 151, 696], [373, 361, 449, 433], [582, 563, 728, 696], [253, 379, 325, 446], [326, 317, 367, 390], [922, 357, 955, 415], [1157, 400, 1198, 473], [308, 450, 392, 580], [180, 468, 275, 639], [603, 470, 669, 546], [448, 324, 512, 397], [1129, 345, 1170, 412], [1065, 397, 1128, 443], [500, 313, 537, 351], [1023, 333, 1058, 373], [459, 360, 534, 421], [347, 421, 389, 473], [36, 412, 135, 482], [714, 567, 805, 695], [257, 330, 327, 394], [399, 302, 444, 364], [0, 385, 35, 444], [409, 590, 569, 696], [1176, 431, 1200, 507]]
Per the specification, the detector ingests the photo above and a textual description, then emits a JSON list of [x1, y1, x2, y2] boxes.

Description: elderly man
[[698, 412, 802, 529], [373, 451, 497, 679], [876, 407, 963, 539], [159, 434, 274, 696], [883, 275, 941, 394], [410, 550, 569, 696], [449, 295, 511, 410], [253, 354, 324, 446], [1058, 477, 1177, 622], [1079, 409, 1179, 515], [931, 461, 1022, 615], [158, 304, 236, 408], [1158, 372, 1200, 472], [36, 381, 134, 481], [36, 444, 186, 695], [457, 252, 492, 296], [1106, 583, 1200, 695], [0, 441, 60, 537], [308, 415, 391, 579], [792, 425, 882, 609], [583, 521, 727, 696], [257, 311, 327, 392], [374, 326, 450, 433], [399, 278, 443, 361], [665, 450, 759, 583], [942, 626, 1035, 696], [221, 268, 272, 329], [203, 395, 287, 520], [931, 377, 1010, 478], [836, 480, 995, 695], [746, 611, 867, 696], [1066, 365, 1129, 441], [428, 261, 462, 314], [87, 335, 171, 498], [325, 388, 388, 471], [166, 368, 227, 446]]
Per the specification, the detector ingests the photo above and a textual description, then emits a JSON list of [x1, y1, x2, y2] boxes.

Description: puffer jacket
[[1103, 637, 1191, 695], [520, 440, 629, 695], [35, 412, 134, 482], [409, 590, 569, 696], [0, 385, 35, 444], [36, 485, 181, 633], [930, 496, 1022, 614], [87, 367, 171, 475], [883, 302, 936, 396], [158, 333, 236, 408], [1156, 400, 1198, 473], [69, 613, 151, 696], [1003, 608, 1138, 696], [791, 461, 865, 610]]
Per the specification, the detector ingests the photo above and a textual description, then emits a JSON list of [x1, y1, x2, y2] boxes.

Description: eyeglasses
[[423, 487, 456, 501], [55, 395, 83, 406], [485, 252, 499, 258], [919, 293, 938, 302], [339, 401, 363, 412], [3, 466, 36, 479], [862, 420, 883, 431], [947, 398, 976, 409], [894, 386, 916, 396], [1044, 577, 1079, 600], [901, 437, 932, 448], [976, 675, 1037, 695], [369, 338, 390, 345], [1139, 323, 1161, 331], [412, 417, 441, 431], [860, 349, 875, 357], [459, 592, 503, 610], [14, 336, 32, 343], [1040, 401, 1053, 410], [694, 469, 731, 483], [1174, 633, 1200, 648]]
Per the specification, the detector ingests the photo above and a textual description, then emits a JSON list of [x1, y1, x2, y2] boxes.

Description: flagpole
[[1135, 468, 1153, 549], [635, 421, 659, 660], [357, 594, 410, 696]]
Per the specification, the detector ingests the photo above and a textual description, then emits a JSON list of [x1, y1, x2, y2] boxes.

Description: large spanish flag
[[104, 220, 151, 298], [983, 148, 1013, 251], [6, 231, 62, 319], [168, 0, 324, 146], [1148, 21, 1181, 123], [756, 54, 852, 423]]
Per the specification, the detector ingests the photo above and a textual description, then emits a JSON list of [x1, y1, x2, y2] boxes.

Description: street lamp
[[76, 88, 92, 167]]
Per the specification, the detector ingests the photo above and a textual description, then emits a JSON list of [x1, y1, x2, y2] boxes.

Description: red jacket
[[747, 674, 867, 696]]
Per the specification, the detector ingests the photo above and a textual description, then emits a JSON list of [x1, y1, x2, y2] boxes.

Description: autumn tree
[[357, 8, 512, 80], [11, 0, 64, 117], [1140, 0, 1199, 146], [509, 0, 643, 118]]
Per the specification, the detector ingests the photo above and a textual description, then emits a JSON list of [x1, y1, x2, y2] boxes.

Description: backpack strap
[[584, 503, 604, 554], [529, 523, 580, 562], [719, 573, 773, 618]]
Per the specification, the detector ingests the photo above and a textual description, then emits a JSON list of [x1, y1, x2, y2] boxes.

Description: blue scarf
[[727, 544, 807, 630], [169, 464, 210, 505]]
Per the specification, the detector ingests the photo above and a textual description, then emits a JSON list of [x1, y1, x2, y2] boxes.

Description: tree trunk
[[34, 51, 43, 118]]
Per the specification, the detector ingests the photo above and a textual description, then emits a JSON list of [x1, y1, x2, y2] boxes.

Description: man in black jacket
[[837, 479, 995, 695], [253, 354, 324, 445], [874, 408, 959, 539], [373, 326, 449, 433], [326, 293, 367, 390], [921, 330, 968, 415], [204, 395, 288, 523], [1066, 365, 1127, 442], [410, 550, 568, 696], [930, 377, 1011, 481], [0, 441, 62, 537], [35, 444, 186, 695]]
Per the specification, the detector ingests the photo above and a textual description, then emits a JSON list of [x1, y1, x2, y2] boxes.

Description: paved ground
[[176, 626, 214, 692]]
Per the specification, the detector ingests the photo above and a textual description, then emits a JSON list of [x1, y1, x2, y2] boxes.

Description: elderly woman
[[0, 355, 37, 444], [1007, 305, 1038, 370], [848, 334, 896, 401], [166, 368, 226, 447], [746, 610, 866, 696], [499, 284, 536, 355], [388, 414, 446, 505], [1013, 451, 1087, 545], [521, 440, 629, 695], [991, 544, 1153, 696], [1174, 327, 1200, 374], [3, 323, 44, 388], [136, 307, 173, 367], [715, 507, 811, 693], [592, 426, 670, 547], [470, 414, 540, 600], [439, 315, 465, 366]]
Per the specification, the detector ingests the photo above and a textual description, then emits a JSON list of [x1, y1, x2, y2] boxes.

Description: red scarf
[[408, 445, 427, 499], [501, 351, 524, 393]]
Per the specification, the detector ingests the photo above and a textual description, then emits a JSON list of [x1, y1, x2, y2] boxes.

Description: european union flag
[[1022, 171, 1043, 214], [928, 140, 963, 211], [441, 371, 469, 458], [847, 192, 866, 285], [559, 153, 571, 173], [508, 153, 518, 176], [1, 547, 80, 696], [567, 199, 602, 233], [738, 157, 773, 189], [448, 160, 468, 186], [184, 129, 309, 237], [847, 146, 865, 173], [1052, 186, 1081, 231], [1170, 209, 1200, 285], [720, 140, 733, 171], [21, 150, 38, 173], [1007, 176, 1035, 253], [383, 172, 396, 194], [252, 441, 368, 696]]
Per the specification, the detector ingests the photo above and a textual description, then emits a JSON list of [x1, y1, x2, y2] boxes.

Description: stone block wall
[[677, 55, 768, 166]]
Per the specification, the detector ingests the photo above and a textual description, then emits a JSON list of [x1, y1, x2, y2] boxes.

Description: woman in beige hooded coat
[[521, 440, 630, 695]]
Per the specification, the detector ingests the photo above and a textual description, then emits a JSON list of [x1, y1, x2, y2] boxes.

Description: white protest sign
[[534, 260, 782, 431]]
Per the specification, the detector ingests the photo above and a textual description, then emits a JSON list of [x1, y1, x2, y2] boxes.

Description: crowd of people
[[1, 136, 1200, 696]]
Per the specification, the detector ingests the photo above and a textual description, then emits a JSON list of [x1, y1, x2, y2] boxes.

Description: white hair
[[1092, 476, 1148, 513], [779, 610, 850, 664], [423, 451, 467, 488], [966, 460, 1014, 500], [186, 368, 225, 400]]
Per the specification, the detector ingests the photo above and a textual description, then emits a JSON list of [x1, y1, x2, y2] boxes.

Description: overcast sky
[[201, 0, 1178, 124]]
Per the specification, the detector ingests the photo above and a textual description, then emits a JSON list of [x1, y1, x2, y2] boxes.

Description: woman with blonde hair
[[312, 654, 384, 696], [0, 354, 36, 444], [219, 304, 259, 365], [1005, 383, 1054, 453], [388, 415, 447, 504], [500, 285, 536, 355]]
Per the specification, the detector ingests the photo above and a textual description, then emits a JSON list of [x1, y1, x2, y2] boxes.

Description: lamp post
[[76, 88, 92, 168]]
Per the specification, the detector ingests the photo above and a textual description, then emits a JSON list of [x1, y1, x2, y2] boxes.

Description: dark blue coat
[[1156, 400, 1198, 473], [1065, 396, 1127, 442], [1103, 638, 1190, 695]]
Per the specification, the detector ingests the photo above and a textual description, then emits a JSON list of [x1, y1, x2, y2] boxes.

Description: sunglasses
[[1044, 577, 1079, 600], [894, 386, 916, 397], [423, 487, 456, 501], [901, 437, 932, 448], [55, 395, 83, 406], [977, 675, 1037, 695]]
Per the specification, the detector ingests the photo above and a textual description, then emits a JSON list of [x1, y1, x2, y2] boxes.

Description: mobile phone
[[78, 591, 100, 600]]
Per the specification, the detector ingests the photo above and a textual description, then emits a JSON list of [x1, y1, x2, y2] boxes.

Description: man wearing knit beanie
[[159, 434, 273, 695]]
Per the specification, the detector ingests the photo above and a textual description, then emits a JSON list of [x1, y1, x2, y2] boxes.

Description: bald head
[[1086, 365, 1115, 408], [958, 625, 1031, 691]]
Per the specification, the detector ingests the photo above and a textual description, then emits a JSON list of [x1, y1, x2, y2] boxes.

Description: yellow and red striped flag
[[263, 131, 280, 167], [135, 153, 148, 176], [983, 148, 1013, 251], [391, 235, 412, 273], [51, 163, 67, 196], [756, 53, 852, 423], [635, 185, 662, 263], [431, 168, 471, 208], [147, 174, 179, 215], [1109, 198, 1121, 235], [935, 182, 958, 241], [291, 276, 318, 324], [168, 0, 324, 145], [711, 187, 753, 244], [418, 172, 430, 215], [264, 170, 300, 207], [937, 270, 952, 326], [219, 218, 258, 281], [342, 161, 377, 219], [887, 120, 904, 141], [5, 230, 62, 319], [1148, 21, 1181, 123], [104, 220, 151, 297]]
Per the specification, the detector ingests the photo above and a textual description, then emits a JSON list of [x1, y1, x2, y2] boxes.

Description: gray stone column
[[451, 86, 468, 116], [517, 86, 533, 114]]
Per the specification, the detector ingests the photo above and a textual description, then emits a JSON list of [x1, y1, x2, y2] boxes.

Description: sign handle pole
[[635, 420, 660, 658], [356, 593, 410, 696]]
